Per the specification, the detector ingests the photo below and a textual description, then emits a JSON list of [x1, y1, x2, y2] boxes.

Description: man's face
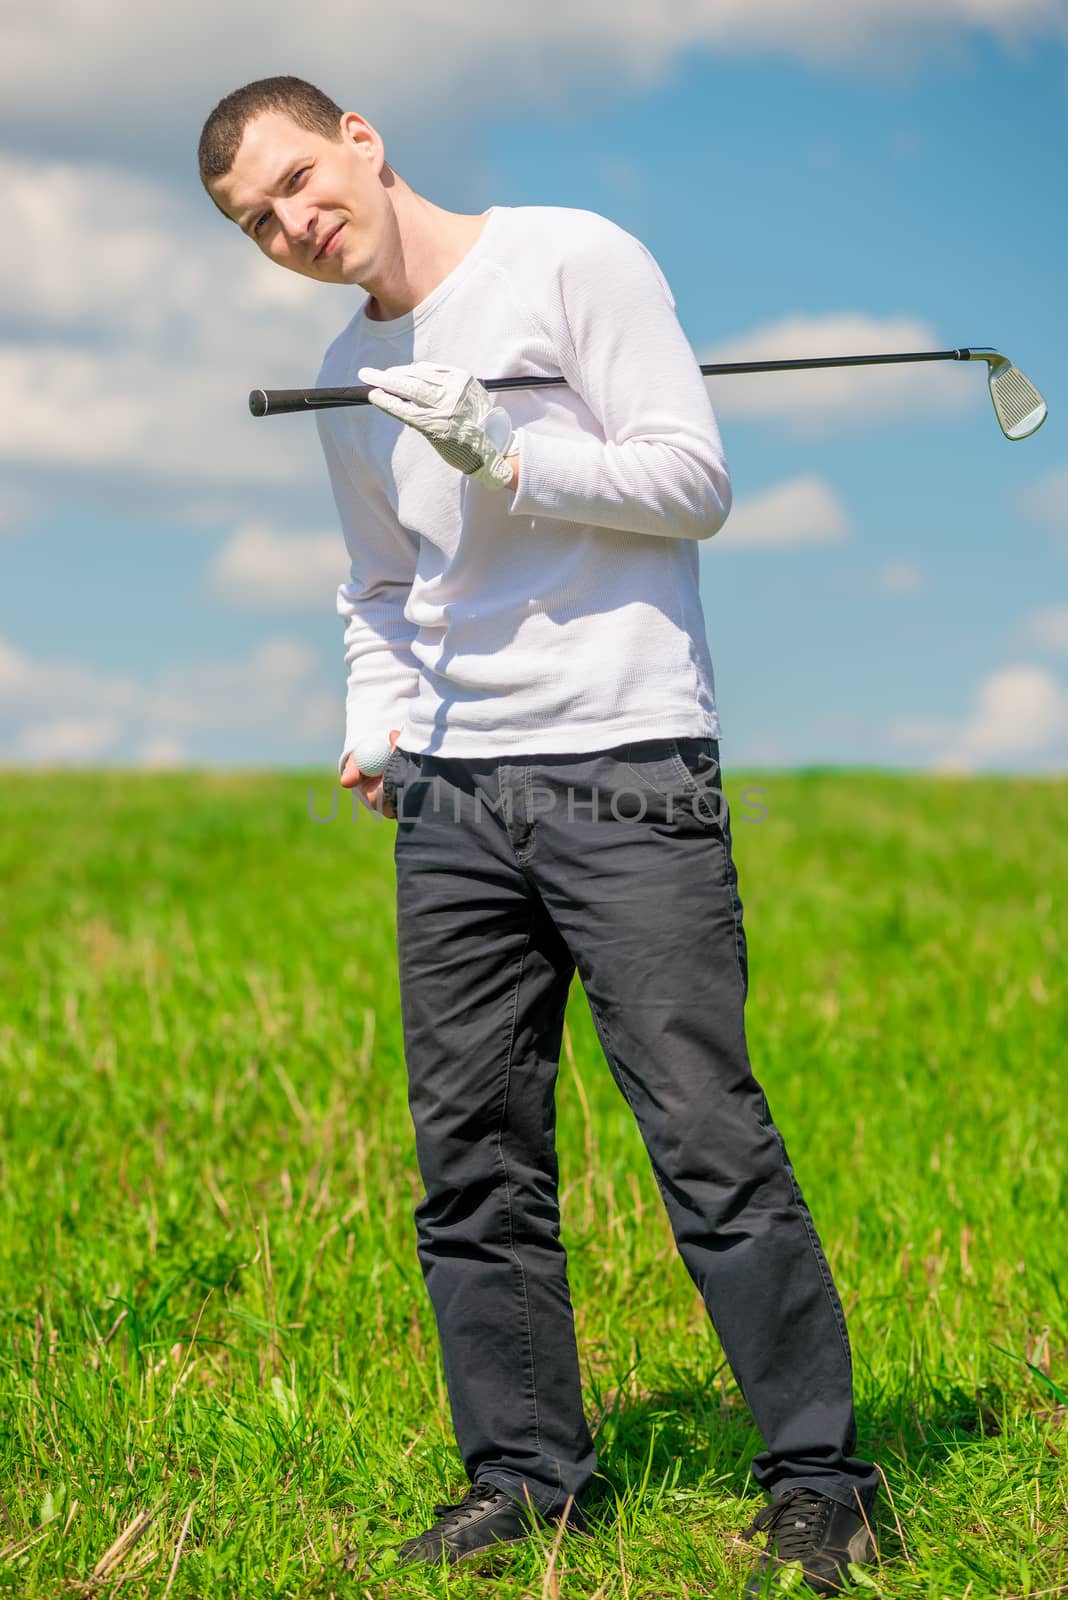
[[209, 109, 386, 284]]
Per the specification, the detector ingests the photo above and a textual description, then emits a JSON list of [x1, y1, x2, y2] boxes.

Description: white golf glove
[[357, 361, 518, 490]]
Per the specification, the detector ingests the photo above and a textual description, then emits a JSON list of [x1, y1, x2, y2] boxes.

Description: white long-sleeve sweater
[[315, 204, 732, 772]]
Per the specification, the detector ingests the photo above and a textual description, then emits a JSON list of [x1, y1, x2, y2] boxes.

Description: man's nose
[[274, 197, 314, 241]]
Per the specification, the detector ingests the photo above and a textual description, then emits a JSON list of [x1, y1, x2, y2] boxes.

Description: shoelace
[[429, 1485, 512, 1528], [742, 1489, 833, 1560]]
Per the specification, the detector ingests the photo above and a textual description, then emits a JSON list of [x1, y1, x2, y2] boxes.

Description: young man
[[199, 77, 879, 1594]]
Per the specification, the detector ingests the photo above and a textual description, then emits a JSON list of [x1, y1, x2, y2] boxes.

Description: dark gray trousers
[[380, 736, 878, 1522]]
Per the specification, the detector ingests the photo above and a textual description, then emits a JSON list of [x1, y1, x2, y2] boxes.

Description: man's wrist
[[504, 452, 520, 492]]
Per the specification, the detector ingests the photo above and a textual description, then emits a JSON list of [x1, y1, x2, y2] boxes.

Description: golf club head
[[966, 349, 1048, 440]]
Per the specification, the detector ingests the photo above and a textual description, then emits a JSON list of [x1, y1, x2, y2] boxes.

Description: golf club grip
[[247, 375, 574, 416], [248, 350, 970, 417], [248, 385, 370, 415]]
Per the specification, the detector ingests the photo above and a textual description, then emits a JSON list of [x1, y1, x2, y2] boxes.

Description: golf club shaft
[[249, 347, 975, 416]]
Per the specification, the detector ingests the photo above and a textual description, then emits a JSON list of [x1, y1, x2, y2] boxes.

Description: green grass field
[[1, 767, 1065, 1598]]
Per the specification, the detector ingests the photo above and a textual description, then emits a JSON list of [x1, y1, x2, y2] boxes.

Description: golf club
[[248, 346, 1048, 441]]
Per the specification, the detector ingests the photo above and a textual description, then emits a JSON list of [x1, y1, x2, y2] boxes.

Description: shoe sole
[[456, 1533, 534, 1566], [358, 1507, 590, 1579], [358, 1532, 533, 1579]]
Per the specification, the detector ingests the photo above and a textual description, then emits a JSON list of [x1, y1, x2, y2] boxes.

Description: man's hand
[[357, 361, 518, 490], [340, 728, 401, 818]]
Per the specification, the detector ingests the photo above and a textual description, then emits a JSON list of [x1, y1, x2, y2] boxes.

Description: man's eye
[[254, 170, 308, 235]]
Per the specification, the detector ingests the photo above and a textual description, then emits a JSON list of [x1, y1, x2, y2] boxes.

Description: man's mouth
[[315, 224, 344, 261]]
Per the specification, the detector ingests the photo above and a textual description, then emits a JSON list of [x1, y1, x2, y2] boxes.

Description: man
[[199, 76, 879, 1594]]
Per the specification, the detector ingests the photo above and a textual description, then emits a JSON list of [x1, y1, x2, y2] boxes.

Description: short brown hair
[[198, 75, 344, 200]]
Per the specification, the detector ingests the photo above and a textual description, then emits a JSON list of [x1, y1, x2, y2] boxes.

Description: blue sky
[[2, 5, 1066, 771]]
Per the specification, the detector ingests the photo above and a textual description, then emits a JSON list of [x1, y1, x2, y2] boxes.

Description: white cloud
[[1, 0, 1063, 149], [135, 735, 189, 769], [1022, 603, 1068, 652], [0, 637, 139, 715], [1019, 467, 1068, 543], [878, 561, 924, 593], [0, 155, 179, 331], [701, 314, 976, 435], [0, 154, 344, 352], [13, 717, 123, 763], [0, 639, 32, 691], [0, 151, 355, 486], [725, 732, 792, 766], [0, 632, 340, 765], [209, 522, 347, 610], [144, 639, 336, 737], [713, 474, 848, 548], [948, 664, 1068, 761], [0, 341, 327, 486], [889, 663, 1068, 771]]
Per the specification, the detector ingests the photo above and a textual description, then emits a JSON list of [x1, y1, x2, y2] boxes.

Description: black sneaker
[[741, 1487, 876, 1596], [358, 1482, 585, 1577]]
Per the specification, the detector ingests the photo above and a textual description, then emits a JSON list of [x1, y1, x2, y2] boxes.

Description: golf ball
[[350, 736, 393, 777]]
